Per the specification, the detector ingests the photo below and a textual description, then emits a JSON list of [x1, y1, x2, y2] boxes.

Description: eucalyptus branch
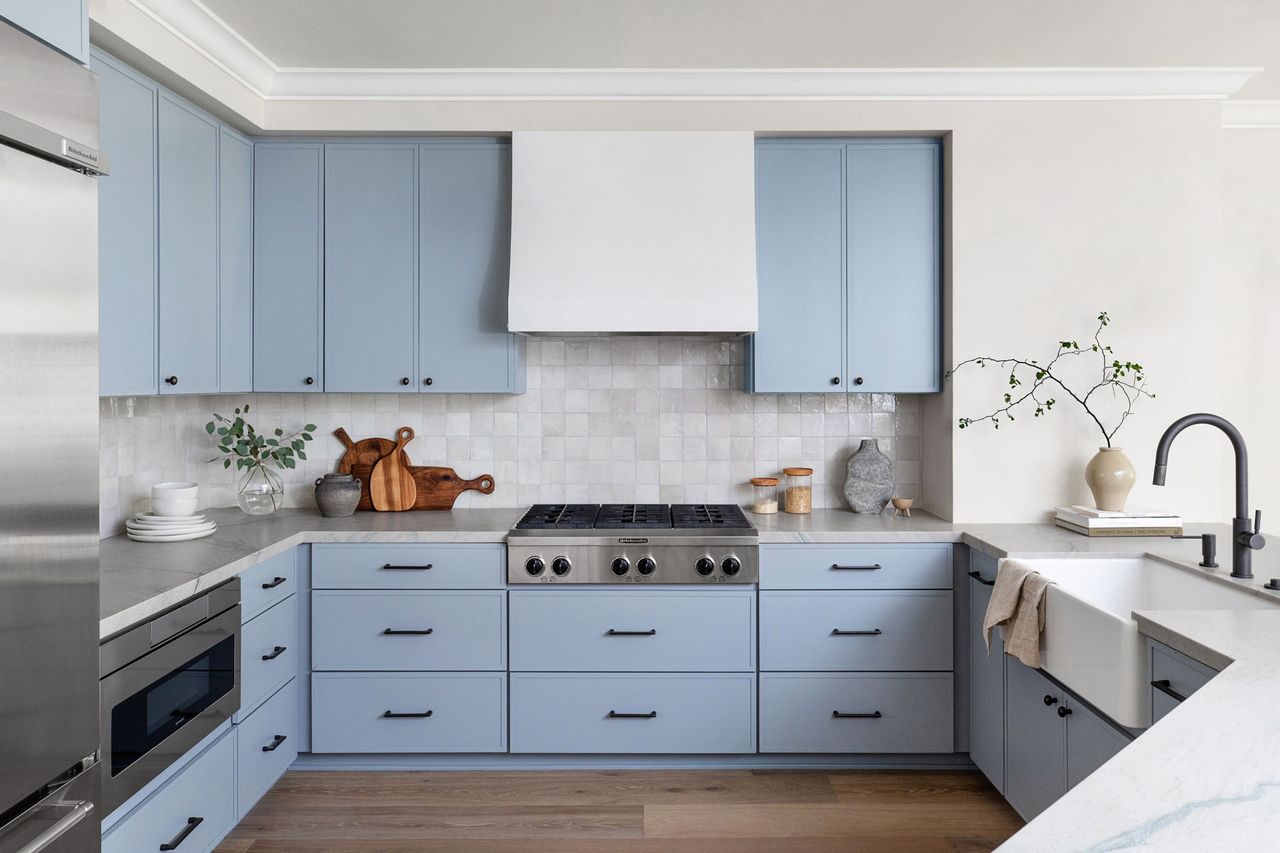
[[206, 403, 318, 473]]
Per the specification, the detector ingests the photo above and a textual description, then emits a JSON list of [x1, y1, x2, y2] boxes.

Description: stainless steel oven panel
[[99, 604, 240, 815], [100, 580, 239, 678], [507, 538, 759, 584]]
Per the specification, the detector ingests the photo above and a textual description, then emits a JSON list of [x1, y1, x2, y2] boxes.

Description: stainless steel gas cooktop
[[507, 503, 759, 584]]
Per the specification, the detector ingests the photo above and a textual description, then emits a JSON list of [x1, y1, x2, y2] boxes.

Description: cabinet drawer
[[237, 679, 298, 819], [1150, 641, 1216, 724], [312, 672, 506, 753], [102, 729, 236, 853], [240, 548, 297, 621], [510, 673, 756, 754], [760, 590, 952, 671], [760, 672, 954, 753], [237, 595, 297, 720], [509, 589, 755, 672], [312, 590, 506, 671], [312, 544, 504, 589], [760, 544, 952, 589]]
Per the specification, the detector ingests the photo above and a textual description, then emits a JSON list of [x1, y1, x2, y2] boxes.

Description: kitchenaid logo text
[[618, 538, 649, 544]]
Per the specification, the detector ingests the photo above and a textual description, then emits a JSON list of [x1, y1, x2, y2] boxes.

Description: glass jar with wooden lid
[[782, 467, 813, 514], [750, 477, 779, 514]]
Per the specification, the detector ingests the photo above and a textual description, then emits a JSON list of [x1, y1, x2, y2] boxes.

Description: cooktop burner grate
[[514, 504, 601, 529], [670, 503, 752, 529], [594, 504, 673, 529]]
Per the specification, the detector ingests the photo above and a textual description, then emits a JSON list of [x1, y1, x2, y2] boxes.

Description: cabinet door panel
[[1066, 697, 1130, 790], [94, 53, 157, 396], [218, 128, 254, 391], [157, 93, 219, 394], [419, 144, 522, 393], [0, 0, 87, 62], [750, 144, 845, 392], [1004, 660, 1066, 821], [325, 144, 418, 392], [254, 144, 324, 391], [846, 142, 941, 392], [968, 556, 1006, 794]]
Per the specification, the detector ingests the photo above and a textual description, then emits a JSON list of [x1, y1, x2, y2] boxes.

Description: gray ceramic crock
[[315, 473, 361, 517]]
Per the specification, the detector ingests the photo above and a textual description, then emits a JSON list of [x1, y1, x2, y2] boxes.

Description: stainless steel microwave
[[99, 580, 240, 816]]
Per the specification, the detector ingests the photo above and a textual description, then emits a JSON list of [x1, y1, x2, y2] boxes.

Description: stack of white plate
[[126, 513, 217, 543]]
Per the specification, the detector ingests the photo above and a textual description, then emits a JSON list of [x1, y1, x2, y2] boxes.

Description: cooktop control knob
[[525, 557, 545, 577], [611, 557, 631, 576], [695, 556, 716, 576], [722, 556, 742, 576], [637, 557, 657, 576], [551, 557, 572, 576]]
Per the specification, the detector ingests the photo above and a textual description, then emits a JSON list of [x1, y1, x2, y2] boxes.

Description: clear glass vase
[[237, 464, 284, 516]]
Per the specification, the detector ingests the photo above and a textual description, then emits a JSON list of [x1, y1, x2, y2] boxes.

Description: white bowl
[[151, 497, 199, 517], [152, 481, 199, 501]]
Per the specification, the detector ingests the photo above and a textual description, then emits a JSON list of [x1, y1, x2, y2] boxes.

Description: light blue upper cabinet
[[749, 144, 845, 393], [157, 93, 220, 394], [94, 52, 157, 397], [254, 143, 324, 392], [324, 144, 418, 392], [0, 0, 88, 63], [846, 141, 941, 393], [218, 128, 254, 392], [419, 143, 525, 393]]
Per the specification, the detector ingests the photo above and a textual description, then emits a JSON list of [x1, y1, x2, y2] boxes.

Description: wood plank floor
[[217, 769, 1023, 852]]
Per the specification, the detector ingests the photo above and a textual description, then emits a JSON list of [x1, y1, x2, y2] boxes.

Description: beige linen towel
[[982, 558, 1053, 668]]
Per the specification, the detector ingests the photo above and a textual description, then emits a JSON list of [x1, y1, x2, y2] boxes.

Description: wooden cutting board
[[369, 427, 417, 511], [350, 463, 495, 511], [334, 427, 403, 474]]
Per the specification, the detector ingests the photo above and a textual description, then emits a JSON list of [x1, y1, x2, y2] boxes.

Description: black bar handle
[[381, 563, 433, 571], [1151, 679, 1189, 703], [261, 645, 287, 661], [831, 628, 882, 636], [831, 563, 882, 571], [968, 570, 996, 587], [606, 628, 657, 636], [262, 734, 288, 752], [607, 710, 658, 719], [832, 710, 883, 719], [383, 628, 434, 636], [261, 576, 288, 589], [383, 709, 434, 718], [159, 816, 203, 850]]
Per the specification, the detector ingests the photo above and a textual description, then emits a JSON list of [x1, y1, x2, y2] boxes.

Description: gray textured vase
[[314, 473, 361, 518], [844, 439, 895, 514]]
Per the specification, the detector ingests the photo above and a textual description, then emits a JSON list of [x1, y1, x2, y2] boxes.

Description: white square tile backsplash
[[99, 337, 922, 537]]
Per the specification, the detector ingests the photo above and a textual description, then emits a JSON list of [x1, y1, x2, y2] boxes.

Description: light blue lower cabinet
[[759, 543, 953, 590], [312, 590, 507, 671], [237, 594, 297, 721], [101, 727, 237, 853], [968, 555, 1006, 794], [240, 548, 298, 622], [1149, 638, 1216, 724], [759, 672, 954, 754], [311, 672, 507, 753], [311, 543, 505, 590], [237, 679, 299, 819], [1065, 695, 1130, 789], [509, 673, 756, 754]]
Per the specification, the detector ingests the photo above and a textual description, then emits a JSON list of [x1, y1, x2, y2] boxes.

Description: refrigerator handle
[[12, 801, 94, 853]]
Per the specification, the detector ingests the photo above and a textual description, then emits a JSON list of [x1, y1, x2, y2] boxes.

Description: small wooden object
[[351, 463, 495, 511], [334, 427, 402, 474], [892, 497, 914, 518], [369, 427, 417, 511]]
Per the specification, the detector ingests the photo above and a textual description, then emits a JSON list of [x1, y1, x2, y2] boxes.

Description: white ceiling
[[199, 0, 1280, 99]]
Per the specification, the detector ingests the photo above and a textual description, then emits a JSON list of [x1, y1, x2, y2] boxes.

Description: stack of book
[[1054, 505, 1183, 537]]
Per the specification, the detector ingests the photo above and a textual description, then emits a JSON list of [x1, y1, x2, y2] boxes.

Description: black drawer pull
[[968, 570, 996, 587], [159, 816, 203, 850], [383, 709, 434, 718], [261, 576, 288, 589], [261, 645, 287, 661], [832, 710, 883, 719], [1151, 679, 1189, 703], [383, 628, 434, 636], [608, 710, 658, 719], [262, 734, 288, 752], [606, 628, 657, 636], [831, 628, 882, 636], [831, 563, 882, 571], [381, 563, 433, 571]]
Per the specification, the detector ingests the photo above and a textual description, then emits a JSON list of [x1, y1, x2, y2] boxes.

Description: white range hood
[[508, 131, 758, 335]]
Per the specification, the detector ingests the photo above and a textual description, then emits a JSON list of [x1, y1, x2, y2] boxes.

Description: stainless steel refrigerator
[[0, 18, 105, 853]]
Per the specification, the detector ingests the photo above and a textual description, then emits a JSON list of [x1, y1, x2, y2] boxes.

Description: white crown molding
[[1222, 100, 1280, 128]]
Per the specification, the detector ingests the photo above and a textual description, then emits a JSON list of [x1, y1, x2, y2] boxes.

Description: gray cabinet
[[968, 553, 1005, 794], [1149, 638, 1216, 724], [1066, 696, 1130, 789]]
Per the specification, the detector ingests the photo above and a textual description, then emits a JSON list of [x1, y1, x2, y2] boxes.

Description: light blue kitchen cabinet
[[1065, 695, 1130, 789], [968, 553, 1006, 794], [845, 142, 941, 392], [157, 92, 220, 394], [94, 51, 157, 397], [1149, 637, 1216, 724], [254, 143, 324, 392], [748, 144, 845, 393], [418, 143, 525, 393], [219, 127, 254, 392], [324, 144, 418, 392], [236, 679, 299, 819], [0, 0, 87, 63], [1004, 659, 1066, 820]]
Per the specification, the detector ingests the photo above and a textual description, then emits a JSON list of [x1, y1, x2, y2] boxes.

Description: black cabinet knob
[[423, 377, 433, 386], [400, 377, 411, 386], [1043, 695, 1058, 707], [304, 376, 314, 385], [831, 376, 841, 385], [854, 376, 865, 386], [1057, 706, 1073, 718], [164, 375, 178, 385]]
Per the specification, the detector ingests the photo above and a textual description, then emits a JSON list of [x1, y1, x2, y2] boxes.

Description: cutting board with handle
[[334, 427, 402, 475], [350, 463, 495, 511], [369, 427, 417, 511]]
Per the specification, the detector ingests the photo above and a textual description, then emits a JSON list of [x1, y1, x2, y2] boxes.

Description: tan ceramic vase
[[1084, 446, 1136, 512]]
